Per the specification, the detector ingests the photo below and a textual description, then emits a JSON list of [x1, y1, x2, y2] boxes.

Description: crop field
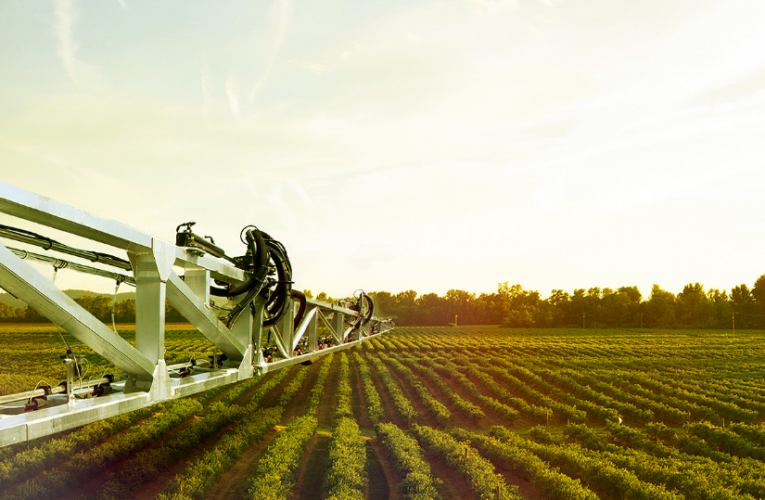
[[2, 325, 765, 500]]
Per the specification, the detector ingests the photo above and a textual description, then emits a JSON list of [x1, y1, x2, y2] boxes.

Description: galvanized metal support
[[0, 242, 154, 378], [166, 272, 246, 361], [0, 181, 392, 448]]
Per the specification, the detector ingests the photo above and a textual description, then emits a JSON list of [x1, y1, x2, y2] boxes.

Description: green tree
[[676, 283, 712, 328], [645, 285, 676, 328], [731, 284, 756, 329], [752, 274, 765, 328]]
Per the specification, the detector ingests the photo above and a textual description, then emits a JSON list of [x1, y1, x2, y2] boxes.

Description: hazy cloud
[[201, 67, 212, 117], [53, 0, 81, 82], [225, 75, 240, 116], [250, 0, 293, 102]]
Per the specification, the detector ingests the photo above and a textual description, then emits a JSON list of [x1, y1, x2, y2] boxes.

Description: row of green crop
[[248, 415, 318, 500], [325, 417, 367, 500], [411, 425, 521, 500], [352, 351, 384, 424], [156, 363, 310, 500], [476, 363, 586, 423], [335, 352, 353, 419], [459, 363, 551, 422], [0, 404, 154, 492], [421, 355, 521, 422], [306, 353, 334, 416], [455, 429, 598, 500], [94, 401, 246, 500], [375, 422, 440, 500], [2, 398, 202, 500], [378, 353, 450, 425], [532, 356, 746, 425], [366, 354, 417, 423], [555, 368, 689, 425], [560, 422, 765, 499], [325, 352, 367, 499], [486, 358, 618, 423], [484, 426, 682, 500], [399, 357, 485, 422]]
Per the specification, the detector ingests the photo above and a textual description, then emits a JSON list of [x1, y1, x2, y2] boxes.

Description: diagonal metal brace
[[0, 242, 154, 378], [166, 271, 247, 360]]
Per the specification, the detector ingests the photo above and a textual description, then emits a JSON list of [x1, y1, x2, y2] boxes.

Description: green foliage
[[453, 428, 598, 500], [325, 418, 367, 500], [353, 351, 385, 423], [249, 416, 318, 500], [412, 424, 521, 500], [376, 422, 441, 500]]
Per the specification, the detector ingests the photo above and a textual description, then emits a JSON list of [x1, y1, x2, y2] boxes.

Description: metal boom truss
[[0, 182, 392, 448]]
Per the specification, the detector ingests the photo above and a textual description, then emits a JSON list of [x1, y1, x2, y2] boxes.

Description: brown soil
[[291, 432, 331, 500], [230, 371, 275, 406], [382, 360, 440, 429], [364, 354, 407, 428], [133, 421, 239, 500], [367, 437, 402, 500], [491, 462, 546, 500], [350, 354, 374, 431], [59, 411, 201, 500], [317, 354, 340, 429], [259, 365, 299, 409], [422, 447, 477, 500], [204, 382, 241, 405], [281, 361, 321, 423], [206, 426, 283, 500], [407, 368, 482, 431], [463, 371, 542, 428]]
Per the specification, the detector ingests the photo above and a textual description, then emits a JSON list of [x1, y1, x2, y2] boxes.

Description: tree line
[[0, 295, 186, 324], [2, 274, 764, 329], [370, 275, 765, 329]]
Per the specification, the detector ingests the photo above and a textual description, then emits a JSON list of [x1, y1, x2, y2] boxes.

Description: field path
[[423, 448, 476, 500], [317, 354, 340, 429], [364, 353, 408, 428], [205, 425, 284, 500], [350, 353, 374, 430], [367, 437, 402, 500], [291, 431, 331, 500]]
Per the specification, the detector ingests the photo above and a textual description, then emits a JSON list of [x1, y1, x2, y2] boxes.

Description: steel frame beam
[[0, 182, 392, 448]]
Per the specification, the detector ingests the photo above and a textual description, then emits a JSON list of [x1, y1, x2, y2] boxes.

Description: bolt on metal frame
[[0, 182, 391, 448]]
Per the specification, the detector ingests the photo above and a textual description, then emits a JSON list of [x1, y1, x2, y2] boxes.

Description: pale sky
[[1, 0, 764, 299]]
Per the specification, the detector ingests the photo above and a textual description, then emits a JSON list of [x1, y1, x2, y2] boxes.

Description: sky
[[1, 0, 764, 300]]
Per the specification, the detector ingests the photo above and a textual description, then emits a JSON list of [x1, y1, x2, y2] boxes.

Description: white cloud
[[201, 68, 212, 117], [225, 75, 240, 117], [250, 0, 293, 102], [53, 0, 80, 83]]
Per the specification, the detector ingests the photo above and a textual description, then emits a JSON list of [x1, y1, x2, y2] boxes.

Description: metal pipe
[[8, 247, 135, 284], [0, 375, 119, 405], [0, 226, 132, 270]]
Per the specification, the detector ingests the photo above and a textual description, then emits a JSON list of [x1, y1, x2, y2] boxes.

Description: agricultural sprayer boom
[[0, 182, 392, 448]]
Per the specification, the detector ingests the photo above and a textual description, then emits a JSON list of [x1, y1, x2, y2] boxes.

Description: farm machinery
[[0, 182, 392, 448]]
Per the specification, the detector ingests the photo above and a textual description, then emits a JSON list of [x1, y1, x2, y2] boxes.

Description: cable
[[0, 223, 131, 270], [110, 279, 123, 335], [50, 265, 82, 384]]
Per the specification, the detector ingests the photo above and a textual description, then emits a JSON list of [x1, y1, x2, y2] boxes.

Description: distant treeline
[[3, 274, 764, 329], [0, 295, 186, 324], [370, 275, 765, 329]]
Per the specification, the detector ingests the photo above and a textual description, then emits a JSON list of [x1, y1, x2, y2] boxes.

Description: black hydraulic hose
[[362, 294, 375, 325], [263, 240, 292, 326], [290, 289, 307, 330], [210, 229, 269, 298]]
